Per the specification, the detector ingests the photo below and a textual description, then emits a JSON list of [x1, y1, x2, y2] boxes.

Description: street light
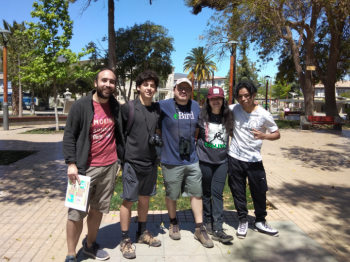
[[264, 75, 271, 111], [1, 29, 12, 130], [228, 40, 239, 105]]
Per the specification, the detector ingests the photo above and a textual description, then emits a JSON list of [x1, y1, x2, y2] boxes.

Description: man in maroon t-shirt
[[63, 69, 123, 262]]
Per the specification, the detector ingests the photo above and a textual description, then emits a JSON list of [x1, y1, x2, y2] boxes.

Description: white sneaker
[[236, 221, 248, 239], [254, 222, 279, 237]]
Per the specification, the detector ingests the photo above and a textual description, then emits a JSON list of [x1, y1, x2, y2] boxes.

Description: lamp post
[[1, 29, 12, 130], [264, 75, 270, 111]]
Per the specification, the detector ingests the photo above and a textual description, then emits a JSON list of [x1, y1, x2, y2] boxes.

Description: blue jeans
[[199, 161, 228, 231]]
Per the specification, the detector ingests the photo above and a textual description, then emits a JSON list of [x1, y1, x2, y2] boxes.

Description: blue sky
[[1, 0, 278, 79]]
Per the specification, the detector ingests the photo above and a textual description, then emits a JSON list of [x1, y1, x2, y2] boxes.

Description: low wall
[[0, 116, 67, 127]]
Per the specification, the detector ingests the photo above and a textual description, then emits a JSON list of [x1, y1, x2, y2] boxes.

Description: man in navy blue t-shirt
[[158, 78, 214, 248]]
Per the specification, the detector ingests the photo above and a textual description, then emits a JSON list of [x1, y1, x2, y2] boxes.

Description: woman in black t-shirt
[[196, 86, 234, 243]]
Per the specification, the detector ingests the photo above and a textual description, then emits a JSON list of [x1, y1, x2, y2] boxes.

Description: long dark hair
[[199, 98, 233, 133]]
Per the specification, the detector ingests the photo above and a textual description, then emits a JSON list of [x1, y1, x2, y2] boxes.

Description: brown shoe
[[194, 225, 214, 248], [120, 238, 136, 259], [169, 223, 181, 240], [136, 230, 161, 247]]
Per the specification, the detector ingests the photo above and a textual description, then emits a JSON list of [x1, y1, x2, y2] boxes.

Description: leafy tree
[[109, 21, 174, 101], [271, 80, 291, 100], [185, 0, 350, 117], [22, 0, 91, 131], [340, 91, 350, 99], [183, 47, 217, 103], [236, 39, 259, 84], [69, 0, 155, 73], [0, 20, 33, 116]]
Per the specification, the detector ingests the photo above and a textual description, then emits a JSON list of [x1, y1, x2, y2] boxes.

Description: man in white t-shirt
[[228, 81, 280, 239]]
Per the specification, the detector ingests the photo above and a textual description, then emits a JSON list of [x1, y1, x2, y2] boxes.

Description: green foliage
[[183, 46, 217, 103], [275, 120, 300, 129], [236, 39, 259, 84], [193, 88, 209, 101], [108, 21, 174, 101], [340, 91, 350, 99], [21, 0, 93, 130], [185, 0, 350, 116], [0, 20, 35, 115], [271, 80, 291, 99], [110, 165, 253, 211]]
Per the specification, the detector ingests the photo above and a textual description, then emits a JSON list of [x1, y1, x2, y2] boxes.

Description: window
[[218, 80, 222, 86]]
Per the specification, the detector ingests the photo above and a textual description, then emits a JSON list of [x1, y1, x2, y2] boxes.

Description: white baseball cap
[[174, 78, 192, 88]]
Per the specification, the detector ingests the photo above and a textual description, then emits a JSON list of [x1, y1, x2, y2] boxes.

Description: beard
[[96, 86, 112, 99]]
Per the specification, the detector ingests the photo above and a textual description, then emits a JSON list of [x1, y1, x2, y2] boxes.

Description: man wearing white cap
[[157, 78, 214, 248]]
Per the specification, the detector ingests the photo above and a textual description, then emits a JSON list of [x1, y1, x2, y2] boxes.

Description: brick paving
[[0, 125, 350, 261]]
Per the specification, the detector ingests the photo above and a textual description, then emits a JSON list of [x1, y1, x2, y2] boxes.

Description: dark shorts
[[120, 160, 158, 202], [68, 161, 118, 221]]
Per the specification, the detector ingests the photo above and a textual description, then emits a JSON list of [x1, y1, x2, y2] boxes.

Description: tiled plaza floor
[[0, 125, 349, 261]]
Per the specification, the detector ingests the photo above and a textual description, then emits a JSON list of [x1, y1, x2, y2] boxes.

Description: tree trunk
[[30, 86, 35, 115], [323, 21, 345, 116], [19, 56, 22, 117], [197, 81, 201, 104], [53, 76, 59, 131], [11, 84, 19, 116], [108, 0, 116, 72]]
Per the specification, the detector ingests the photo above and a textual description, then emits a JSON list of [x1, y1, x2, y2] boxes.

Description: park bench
[[284, 111, 301, 121], [300, 116, 343, 130], [284, 111, 301, 117]]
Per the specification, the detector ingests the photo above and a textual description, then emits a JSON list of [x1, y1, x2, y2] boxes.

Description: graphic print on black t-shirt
[[204, 122, 227, 149]]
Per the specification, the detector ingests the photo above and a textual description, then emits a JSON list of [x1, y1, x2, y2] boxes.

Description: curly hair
[[135, 70, 159, 92], [199, 98, 233, 133], [233, 80, 257, 99]]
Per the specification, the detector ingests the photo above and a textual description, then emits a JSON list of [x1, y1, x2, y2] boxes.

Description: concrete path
[[0, 125, 349, 261]]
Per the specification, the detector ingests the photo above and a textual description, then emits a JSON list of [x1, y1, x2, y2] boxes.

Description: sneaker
[[237, 221, 248, 239], [194, 225, 214, 248], [136, 230, 161, 247], [169, 223, 181, 240], [120, 238, 136, 259], [254, 221, 279, 237], [83, 241, 110, 261], [212, 229, 234, 243], [64, 255, 77, 262], [205, 222, 213, 235]]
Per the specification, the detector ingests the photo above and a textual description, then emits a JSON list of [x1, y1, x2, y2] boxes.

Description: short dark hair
[[234, 80, 258, 99], [95, 68, 116, 82], [135, 70, 159, 91]]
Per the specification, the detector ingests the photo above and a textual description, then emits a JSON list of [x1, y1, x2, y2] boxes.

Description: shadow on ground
[[271, 180, 350, 254], [279, 145, 350, 172], [0, 139, 67, 205]]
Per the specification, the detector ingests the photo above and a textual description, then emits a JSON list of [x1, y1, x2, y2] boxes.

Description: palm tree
[[69, 0, 154, 73], [183, 47, 217, 103]]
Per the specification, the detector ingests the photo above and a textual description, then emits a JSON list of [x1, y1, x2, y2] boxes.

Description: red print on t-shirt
[[86, 101, 118, 166]]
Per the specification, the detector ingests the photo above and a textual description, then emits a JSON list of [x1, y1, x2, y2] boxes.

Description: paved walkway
[[0, 125, 350, 261]]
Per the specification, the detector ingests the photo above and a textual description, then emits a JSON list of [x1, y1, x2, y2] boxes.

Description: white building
[[314, 80, 350, 97]]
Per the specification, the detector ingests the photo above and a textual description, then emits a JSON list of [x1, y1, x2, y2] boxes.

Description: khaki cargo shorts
[[68, 161, 118, 221], [162, 161, 202, 201]]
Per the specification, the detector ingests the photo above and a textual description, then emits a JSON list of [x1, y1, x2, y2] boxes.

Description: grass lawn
[[20, 127, 65, 134], [110, 165, 254, 211], [275, 120, 300, 129], [0, 150, 37, 165]]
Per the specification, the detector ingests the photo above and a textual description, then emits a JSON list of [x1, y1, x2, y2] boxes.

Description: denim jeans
[[199, 161, 228, 231]]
